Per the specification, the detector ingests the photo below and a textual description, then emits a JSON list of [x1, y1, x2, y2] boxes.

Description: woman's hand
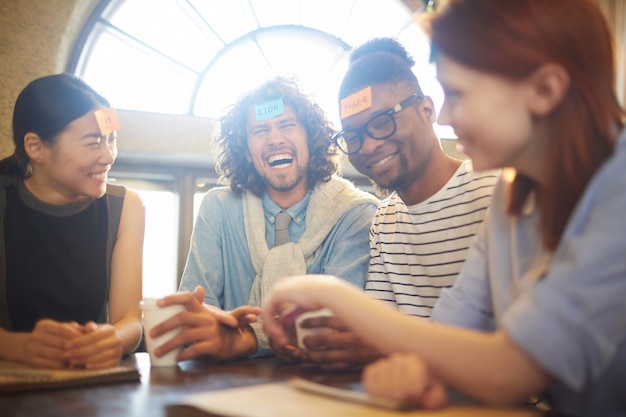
[[18, 319, 83, 369], [262, 275, 344, 346], [363, 353, 447, 410], [64, 322, 123, 369], [268, 316, 303, 363], [299, 315, 382, 370]]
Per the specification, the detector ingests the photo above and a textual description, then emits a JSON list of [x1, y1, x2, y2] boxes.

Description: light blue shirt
[[180, 184, 376, 308], [432, 129, 626, 416]]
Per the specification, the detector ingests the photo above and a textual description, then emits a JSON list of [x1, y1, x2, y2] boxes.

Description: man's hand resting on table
[[150, 286, 260, 361]]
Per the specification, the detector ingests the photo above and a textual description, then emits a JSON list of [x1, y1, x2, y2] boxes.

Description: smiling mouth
[[268, 153, 294, 168], [368, 153, 397, 169], [89, 171, 108, 180]]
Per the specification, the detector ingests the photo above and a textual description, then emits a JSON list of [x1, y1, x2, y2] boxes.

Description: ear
[[419, 95, 438, 124], [23, 133, 48, 163], [526, 63, 570, 116]]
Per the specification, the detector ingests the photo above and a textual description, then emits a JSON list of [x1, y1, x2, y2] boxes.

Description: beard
[[262, 165, 307, 193], [371, 151, 431, 196]]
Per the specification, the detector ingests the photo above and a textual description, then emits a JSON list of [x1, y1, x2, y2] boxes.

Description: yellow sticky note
[[94, 108, 120, 136], [340, 86, 372, 119]]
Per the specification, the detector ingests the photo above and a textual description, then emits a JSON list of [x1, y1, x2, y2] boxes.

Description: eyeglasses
[[332, 93, 423, 155]]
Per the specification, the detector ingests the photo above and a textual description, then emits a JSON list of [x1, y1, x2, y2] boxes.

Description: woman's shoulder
[[582, 129, 626, 202], [105, 185, 144, 221], [105, 184, 145, 206], [105, 182, 126, 198]]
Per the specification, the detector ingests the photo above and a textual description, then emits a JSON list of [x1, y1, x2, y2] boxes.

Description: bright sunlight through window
[[72, 0, 456, 297], [72, 0, 454, 136]]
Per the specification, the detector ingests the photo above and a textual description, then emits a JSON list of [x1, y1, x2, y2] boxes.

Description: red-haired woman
[[262, 1, 626, 415]]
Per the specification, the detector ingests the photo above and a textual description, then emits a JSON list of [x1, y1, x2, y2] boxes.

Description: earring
[[25, 163, 33, 177]]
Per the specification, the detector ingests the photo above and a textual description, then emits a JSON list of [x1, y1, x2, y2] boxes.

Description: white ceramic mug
[[295, 308, 334, 350]]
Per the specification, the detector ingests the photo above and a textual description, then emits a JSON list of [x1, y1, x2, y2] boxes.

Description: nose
[[357, 132, 383, 155], [437, 100, 451, 126], [266, 127, 286, 146], [99, 139, 117, 165]]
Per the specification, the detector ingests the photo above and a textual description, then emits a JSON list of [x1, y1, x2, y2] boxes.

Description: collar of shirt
[[262, 190, 310, 245], [263, 190, 309, 226]]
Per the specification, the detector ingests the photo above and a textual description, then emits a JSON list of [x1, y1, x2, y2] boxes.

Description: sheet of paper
[[288, 377, 411, 410], [169, 381, 542, 417]]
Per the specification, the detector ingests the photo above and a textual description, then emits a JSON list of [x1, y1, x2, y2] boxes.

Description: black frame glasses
[[332, 93, 423, 155]]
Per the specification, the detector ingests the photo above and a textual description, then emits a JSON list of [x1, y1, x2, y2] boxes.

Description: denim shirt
[[179, 185, 376, 311], [433, 129, 626, 416]]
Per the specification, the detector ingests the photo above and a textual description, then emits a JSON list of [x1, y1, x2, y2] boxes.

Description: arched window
[[68, 0, 451, 133], [68, 0, 453, 296]]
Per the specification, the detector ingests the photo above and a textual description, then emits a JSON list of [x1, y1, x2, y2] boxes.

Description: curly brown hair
[[213, 76, 339, 196]]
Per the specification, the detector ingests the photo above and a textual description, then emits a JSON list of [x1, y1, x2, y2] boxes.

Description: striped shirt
[[365, 160, 499, 317]]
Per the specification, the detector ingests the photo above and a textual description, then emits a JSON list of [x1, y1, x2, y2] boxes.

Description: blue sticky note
[[254, 97, 284, 121]]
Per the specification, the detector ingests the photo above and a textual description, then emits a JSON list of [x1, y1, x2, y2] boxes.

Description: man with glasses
[[293, 38, 498, 369]]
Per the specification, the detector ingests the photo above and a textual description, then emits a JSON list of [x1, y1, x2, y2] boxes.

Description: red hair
[[432, 0, 625, 250]]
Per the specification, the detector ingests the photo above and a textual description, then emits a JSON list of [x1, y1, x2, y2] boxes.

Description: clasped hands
[[24, 319, 122, 369]]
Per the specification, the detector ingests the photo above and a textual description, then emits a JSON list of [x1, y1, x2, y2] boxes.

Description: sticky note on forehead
[[340, 86, 372, 119], [254, 98, 285, 121], [94, 108, 120, 136]]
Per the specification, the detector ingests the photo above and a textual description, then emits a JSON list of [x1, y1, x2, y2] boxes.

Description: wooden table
[[0, 353, 544, 417]]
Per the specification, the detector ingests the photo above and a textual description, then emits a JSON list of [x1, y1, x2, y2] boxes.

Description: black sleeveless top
[[0, 178, 125, 332]]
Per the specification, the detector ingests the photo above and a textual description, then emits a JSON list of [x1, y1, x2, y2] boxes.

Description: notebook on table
[[0, 360, 140, 394]]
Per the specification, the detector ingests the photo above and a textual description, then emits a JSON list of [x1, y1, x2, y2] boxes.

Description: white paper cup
[[295, 308, 334, 350], [140, 298, 185, 367]]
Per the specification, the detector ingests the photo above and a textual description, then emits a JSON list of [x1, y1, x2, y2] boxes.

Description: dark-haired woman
[[0, 74, 144, 369]]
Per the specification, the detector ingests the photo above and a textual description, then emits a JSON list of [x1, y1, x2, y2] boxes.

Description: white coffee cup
[[295, 308, 334, 350], [140, 298, 185, 367]]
